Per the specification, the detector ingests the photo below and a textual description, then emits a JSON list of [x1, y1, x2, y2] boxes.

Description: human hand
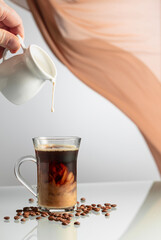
[[0, 0, 24, 58]]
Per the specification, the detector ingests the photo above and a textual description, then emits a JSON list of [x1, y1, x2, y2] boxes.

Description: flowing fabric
[[27, 0, 161, 172]]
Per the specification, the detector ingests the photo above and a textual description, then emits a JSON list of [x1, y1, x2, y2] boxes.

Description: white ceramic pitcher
[[0, 36, 57, 105]]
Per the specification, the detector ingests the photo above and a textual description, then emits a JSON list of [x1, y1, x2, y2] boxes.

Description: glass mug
[[14, 137, 81, 211]]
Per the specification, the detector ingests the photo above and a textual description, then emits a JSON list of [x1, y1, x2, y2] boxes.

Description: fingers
[[0, 29, 20, 54], [0, 1, 24, 38]]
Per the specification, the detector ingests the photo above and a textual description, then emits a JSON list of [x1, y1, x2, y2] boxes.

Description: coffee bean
[[23, 211, 31, 215], [75, 213, 80, 216], [23, 207, 30, 211], [91, 204, 96, 207], [4, 216, 10, 220], [68, 214, 73, 217], [55, 218, 59, 222], [107, 206, 111, 209], [36, 217, 42, 220], [21, 218, 26, 222], [111, 204, 117, 208], [80, 197, 86, 202], [16, 209, 23, 213], [48, 216, 54, 221], [29, 198, 34, 203], [17, 212, 22, 216], [104, 203, 111, 207], [23, 214, 29, 218], [97, 204, 102, 208], [60, 218, 65, 223], [63, 213, 68, 218], [105, 213, 110, 217], [41, 213, 47, 217], [30, 213, 36, 217], [80, 205, 85, 209], [102, 209, 107, 213], [50, 212, 55, 216], [36, 212, 40, 215], [76, 210, 81, 213], [74, 221, 80, 225], [14, 216, 20, 220], [62, 222, 68, 225], [83, 210, 89, 214], [94, 208, 100, 212], [65, 220, 70, 224], [81, 212, 86, 216]]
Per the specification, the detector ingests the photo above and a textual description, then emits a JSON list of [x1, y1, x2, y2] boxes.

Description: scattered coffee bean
[[48, 216, 54, 221], [17, 212, 22, 216], [75, 213, 80, 216], [60, 218, 65, 223], [102, 209, 107, 213], [62, 222, 68, 225], [55, 218, 59, 222], [50, 212, 55, 216], [29, 198, 34, 203], [94, 208, 100, 212], [86, 205, 91, 208], [68, 214, 73, 217], [74, 221, 80, 225], [80, 197, 86, 202], [23, 207, 30, 211], [16, 209, 23, 213], [3, 197, 117, 226], [104, 203, 111, 207], [76, 210, 81, 213], [81, 212, 86, 216], [91, 204, 96, 207], [105, 213, 110, 217], [21, 218, 26, 222], [111, 204, 117, 208], [97, 204, 102, 208], [41, 213, 47, 217], [83, 210, 89, 214]]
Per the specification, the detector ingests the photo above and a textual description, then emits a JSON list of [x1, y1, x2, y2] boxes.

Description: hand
[[0, 0, 24, 58]]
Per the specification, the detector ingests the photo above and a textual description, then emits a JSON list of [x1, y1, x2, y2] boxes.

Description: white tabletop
[[0, 181, 161, 240]]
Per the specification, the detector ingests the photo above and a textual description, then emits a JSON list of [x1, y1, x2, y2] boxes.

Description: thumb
[[0, 29, 20, 52]]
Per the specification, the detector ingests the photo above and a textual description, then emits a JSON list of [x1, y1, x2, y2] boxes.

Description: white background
[[0, 1, 160, 186]]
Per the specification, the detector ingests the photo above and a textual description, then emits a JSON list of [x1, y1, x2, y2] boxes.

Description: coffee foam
[[35, 144, 78, 151]]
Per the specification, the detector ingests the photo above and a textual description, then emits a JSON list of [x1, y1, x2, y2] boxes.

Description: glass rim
[[32, 136, 81, 141]]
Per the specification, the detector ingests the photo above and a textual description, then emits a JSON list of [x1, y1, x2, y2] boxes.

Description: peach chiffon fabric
[[27, 0, 161, 172]]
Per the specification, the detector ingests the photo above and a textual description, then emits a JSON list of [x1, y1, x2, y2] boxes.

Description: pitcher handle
[[2, 35, 26, 61], [14, 155, 37, 197]]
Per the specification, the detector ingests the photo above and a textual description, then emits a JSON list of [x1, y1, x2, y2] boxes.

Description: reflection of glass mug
[[23, 218, 77, 240], [37, 218, 77, 240], [14, 137, 81, 211]]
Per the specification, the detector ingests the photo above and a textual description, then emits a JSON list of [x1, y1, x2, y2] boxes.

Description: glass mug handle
[[14, 155, 37, 197]]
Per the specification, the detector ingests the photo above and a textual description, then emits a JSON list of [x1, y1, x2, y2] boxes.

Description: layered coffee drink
[[35, 144, 78, 209]]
